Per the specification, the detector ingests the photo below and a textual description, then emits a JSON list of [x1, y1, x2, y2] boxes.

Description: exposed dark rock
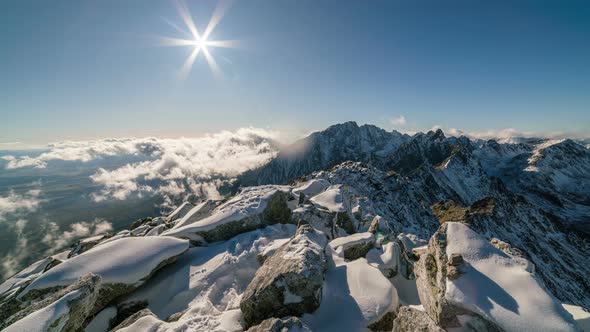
[[368, 311, 397, 331], [112, 308, 155, 331], [392, 306, 444, 332], [1, 274, 101, 331], [246, 316, 311, 332], [240, 224, 327, 327]]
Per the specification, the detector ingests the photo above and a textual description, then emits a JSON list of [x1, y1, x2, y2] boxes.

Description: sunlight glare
[[159, 0, 237, 80]]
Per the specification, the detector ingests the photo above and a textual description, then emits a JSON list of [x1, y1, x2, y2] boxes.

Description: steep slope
[[237, 121, 408, 186]]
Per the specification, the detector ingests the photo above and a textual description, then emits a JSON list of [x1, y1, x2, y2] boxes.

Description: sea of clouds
[[0, 127, 281, 280], [2, 127, 281, 203]]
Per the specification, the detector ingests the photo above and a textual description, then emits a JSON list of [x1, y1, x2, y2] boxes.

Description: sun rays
[[159, 0, 237, 80]]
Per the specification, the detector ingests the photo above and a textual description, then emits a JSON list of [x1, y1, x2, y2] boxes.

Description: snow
[[85, 306, 117, 332], [145, 224, 166, 236], [444, 222, 579, 332], [259, 238, 290, 258], [20, 237, 189, 297], [117, 224, 297, 332], [563, 304, 590, 332], [163, 185, 290, 240], [172, 200, 217, 229], [292, 178, 330, 197], [117, 315, 163, 332], [309, 185, 346, 213], [4, 289, 82, 332], [302, 245, 399, 331], [397, 233, 427, 254], [0, 257, 55, 297], [329, 232, 374, 251], [167, 202, 194, 221]]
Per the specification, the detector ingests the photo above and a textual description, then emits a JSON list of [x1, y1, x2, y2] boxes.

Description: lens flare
[[159, 0, 236, 79]]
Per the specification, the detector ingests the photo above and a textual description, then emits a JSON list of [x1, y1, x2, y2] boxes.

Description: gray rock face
[[392, 307, 445, 332], [246, 316, 311, 332], [414, 224, 502, 331], [414, 223, 461, 327], [240, 224, 327, 327], [1, 274, 101, 331]]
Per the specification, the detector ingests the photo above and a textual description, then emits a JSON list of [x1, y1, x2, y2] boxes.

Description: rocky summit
[[1, 122, 589, 332]]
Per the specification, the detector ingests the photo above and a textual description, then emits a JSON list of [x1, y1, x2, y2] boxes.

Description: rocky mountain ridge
[[1, 122, 589, 331]]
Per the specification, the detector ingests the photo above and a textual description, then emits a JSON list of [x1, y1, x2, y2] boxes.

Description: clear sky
[[1, 0, 589, 147]]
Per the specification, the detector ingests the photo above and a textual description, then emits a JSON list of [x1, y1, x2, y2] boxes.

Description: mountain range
[[1, 122, 588, 332]]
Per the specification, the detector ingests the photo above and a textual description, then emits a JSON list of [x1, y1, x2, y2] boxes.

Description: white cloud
[[42, 219, 114, 250], [1, 219, 30, 278], [0, 190, 41, 222], [401, 125, 590, 144], [2, 127, 281, 204], [390, 115, 407, 127]]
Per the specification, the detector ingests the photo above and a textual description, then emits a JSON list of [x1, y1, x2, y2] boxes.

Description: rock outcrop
[[415, 222, 580, 332], [112, 308, 156, 331], [328, 232, 375, 261], [163, 187, 294, 243], [240, 224, 327, 327], [2, 274, 101, 332], [392, 306, 445, 332], [246, 316, 311, 332]]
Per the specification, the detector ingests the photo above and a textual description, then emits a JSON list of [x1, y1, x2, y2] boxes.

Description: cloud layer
[[3, 127, 281, 204]]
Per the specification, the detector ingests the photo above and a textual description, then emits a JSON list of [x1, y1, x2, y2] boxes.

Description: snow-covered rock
[[309, 185, 346, 213], [292, 178, 331, 197], [0, 256, 62, 302], [19, 237, 189, 304], [68, 234, 111, 258], [163, 186, 293, 243], [116, 224, 297, 331], [172, 200, 219, 229], [85, 306, 117, 332], [246, 316, 312, 332], [415, 222, 580, 331], [166, 202, 194, 222], [329, 232, 375, 261], [563, 304, 590, 332], [240, 224, 328, 327], [302, 242, 399, 331], [392, 306, 444, 332], [3, 274, 101, 332]]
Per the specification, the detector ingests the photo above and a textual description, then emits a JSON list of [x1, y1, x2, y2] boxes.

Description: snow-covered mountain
[[1, 122, 589, 332]]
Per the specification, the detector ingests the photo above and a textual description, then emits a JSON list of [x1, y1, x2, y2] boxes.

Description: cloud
[[1, 219, 30, 279], [401, 125, 590, 144], [2, 127, 282, 204], [390, 115, 407, 127], [0, 189, 42, 279], [42, 219, 114, 250], [0, 189, 41, 222]]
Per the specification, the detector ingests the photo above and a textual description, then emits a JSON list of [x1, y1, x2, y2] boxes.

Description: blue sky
[[1, 0, 589, 147]]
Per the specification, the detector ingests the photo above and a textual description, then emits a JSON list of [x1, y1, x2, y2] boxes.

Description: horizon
[[1, 120, 589, 151], [2, 0, 590, 147]]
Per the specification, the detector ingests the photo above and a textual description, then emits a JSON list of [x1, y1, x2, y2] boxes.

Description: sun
[[158, 0, 238, 80]]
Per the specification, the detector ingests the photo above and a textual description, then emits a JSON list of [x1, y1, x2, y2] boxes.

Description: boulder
[[246, 316, 311, 332], [163, 187, 293, 243], [2, 274, 101, 332], [415, 223, 463, 327], [329, 232, 375, 261], [14, 237, 188, 325], [166, 202, 194, 222], [172, 200, 219, 229], [392, 306, 444, 332], [415, 222, 580, 332], [68, 234, 110, 258], [240, 224, 327, 327]]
